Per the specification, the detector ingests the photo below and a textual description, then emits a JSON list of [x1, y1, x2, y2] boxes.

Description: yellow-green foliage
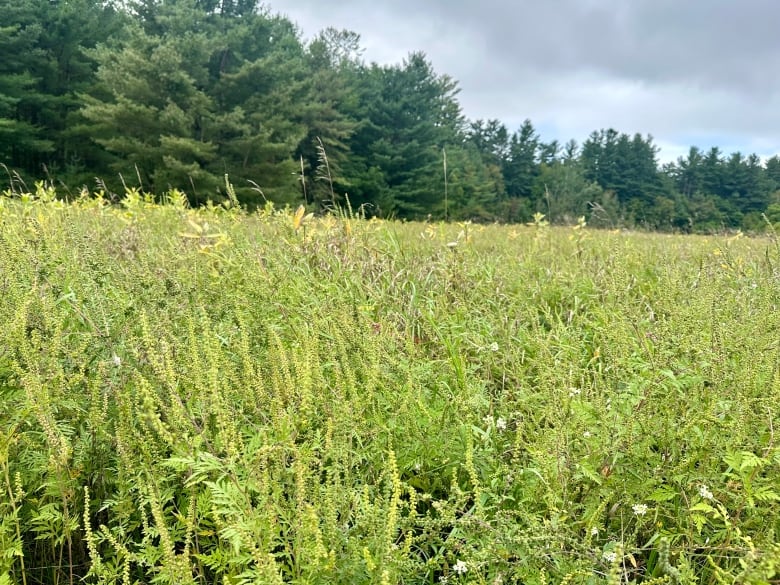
[[1, 187, 780, 584]]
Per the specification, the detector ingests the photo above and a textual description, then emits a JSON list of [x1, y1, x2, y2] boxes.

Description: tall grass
[[1, 186, 779, 584]]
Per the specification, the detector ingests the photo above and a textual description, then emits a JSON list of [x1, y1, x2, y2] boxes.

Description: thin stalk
[[443, 147, 448, 222], [4, 461, 27, 585]]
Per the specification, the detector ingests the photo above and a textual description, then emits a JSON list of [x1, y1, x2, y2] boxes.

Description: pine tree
[[0, 0, 53, 180], [292, 28, 362, 208], [503, 119, 540, 202], [342, 52, 464, 218], [81, 20, 220, 199], [80, 0, 312, 204]]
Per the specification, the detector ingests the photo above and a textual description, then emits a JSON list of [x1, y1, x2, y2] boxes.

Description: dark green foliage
[[581, 130, 665, 210], [0, 6, 52, 170], [80, 2, 312, 204], [2, 0, 780, 227], [294, 28, 362, 207], [503, 119, 540, 203], [533, 159, 604, 224], [0, 0, 121, 182], [443, 143, 503, 221], [340, 53, 464, 218]]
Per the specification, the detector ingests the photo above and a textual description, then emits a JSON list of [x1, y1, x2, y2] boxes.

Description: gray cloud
[[270, 0, 780, 161]]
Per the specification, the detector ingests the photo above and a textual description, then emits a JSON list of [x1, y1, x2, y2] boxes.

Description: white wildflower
[[489, 342, 499, 352], [496, 417, 507, 431], [583, 431, 592, 438], [569, 387, 581, 397], [483, 414, 494, 426], [453, 559, 468, 575], [602, 551, 617, 563], [590, 526, 599, 536], [699, 484, 714, 500], [111, 354, 121, 367], [632, 503, 649, 516]]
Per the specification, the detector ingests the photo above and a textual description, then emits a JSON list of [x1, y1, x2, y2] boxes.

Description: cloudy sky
[[269, 0, 780, 163]]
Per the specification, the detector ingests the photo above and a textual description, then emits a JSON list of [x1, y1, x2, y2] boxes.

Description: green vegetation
[[2, 187, 780, 584], [3, 0, 780, 229]]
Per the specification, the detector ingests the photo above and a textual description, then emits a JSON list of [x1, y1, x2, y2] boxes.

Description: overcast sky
[[269, 0, 780, 163]]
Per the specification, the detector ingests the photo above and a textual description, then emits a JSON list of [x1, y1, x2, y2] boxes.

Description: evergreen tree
[[81, 20, 220, 199], [293, 28, 362, 207], [0, 0, 120, 185], [0, 1, 51, 180], [342, 52, 464, 218], [3, 0, 779, 230], [669, 146, 704, 198], [700, 147, 725, 199], [503, 119, 539, 202], [533, 159, 603, 224], [765, 155, 780, 193], [207, 11, 311, 204], [443, 143, 502, 221], [537, 140, 560, 166], [723, 152, 768, 215], [581, 128, 620, 192], [81, 0, 314, 204], [467, 118, 510, 169], [581, 129, 671, 226]]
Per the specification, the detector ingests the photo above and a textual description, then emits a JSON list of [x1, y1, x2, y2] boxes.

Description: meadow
[[1, 186, 779, 584]]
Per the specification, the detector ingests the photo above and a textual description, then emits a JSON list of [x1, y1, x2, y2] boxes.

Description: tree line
[[3, 0, 780, 231]]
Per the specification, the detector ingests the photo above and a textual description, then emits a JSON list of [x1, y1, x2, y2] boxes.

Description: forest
[[3, 0, 780, 231]]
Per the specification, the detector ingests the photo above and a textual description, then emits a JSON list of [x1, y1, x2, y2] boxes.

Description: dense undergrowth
[[1, 186, 780, 584]]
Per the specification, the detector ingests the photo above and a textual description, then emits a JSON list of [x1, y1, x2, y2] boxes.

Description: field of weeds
[[1, 188, 779, 584]]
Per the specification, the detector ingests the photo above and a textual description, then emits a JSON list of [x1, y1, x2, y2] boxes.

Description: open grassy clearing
[[1, 189, 780, 584]]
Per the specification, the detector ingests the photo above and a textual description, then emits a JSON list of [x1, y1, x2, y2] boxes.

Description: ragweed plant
[[1, 188, 780, 584]]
